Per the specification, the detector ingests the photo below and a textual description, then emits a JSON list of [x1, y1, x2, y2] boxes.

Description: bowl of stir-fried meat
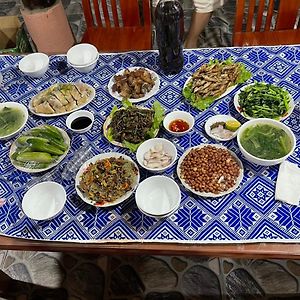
[[75, 153, 140, 207], [108, 67, 160, 103], [29, 82, 95, 117]]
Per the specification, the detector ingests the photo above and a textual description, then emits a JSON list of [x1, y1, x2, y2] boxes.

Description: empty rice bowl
[[135, 176, 181, 216], [19, 53, 49, 78], [136, 138, 177, 173], [22, 182, 66, 221], [67, 43, 98, 66]]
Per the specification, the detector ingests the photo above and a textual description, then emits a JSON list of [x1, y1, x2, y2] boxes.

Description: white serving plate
[[75, 152, 140, 207], [9, 126, 70, 173], [233, 83, 295, 121], [204, 114, 240, 142], [177, 144, 244, 198], [29, 82, 95, 117], [103, 106, 159, 148], [107, 67, 160, 103], [183, 75, 237, 103]]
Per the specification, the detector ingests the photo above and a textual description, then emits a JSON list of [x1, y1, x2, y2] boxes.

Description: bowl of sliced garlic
[[136, 138, 177, 173]]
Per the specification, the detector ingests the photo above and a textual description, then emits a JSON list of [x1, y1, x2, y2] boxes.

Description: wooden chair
[[233, 0, 300, 46], [81, 0, 152, 52]]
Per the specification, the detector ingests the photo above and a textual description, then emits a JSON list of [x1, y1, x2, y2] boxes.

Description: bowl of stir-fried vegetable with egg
[[237, 118, 296, 166], [75, 153, 140, 207]]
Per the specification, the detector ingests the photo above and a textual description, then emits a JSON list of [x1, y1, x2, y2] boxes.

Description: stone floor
[[1, 250, 300, 299], [2, 1, 300, 299]]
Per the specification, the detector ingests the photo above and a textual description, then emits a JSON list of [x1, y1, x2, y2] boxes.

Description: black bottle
[[155, 0, 184, 75]]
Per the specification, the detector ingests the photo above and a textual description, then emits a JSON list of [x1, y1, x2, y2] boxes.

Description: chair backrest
[[234, 0, 300, 34], [82, 0, 151, 29]]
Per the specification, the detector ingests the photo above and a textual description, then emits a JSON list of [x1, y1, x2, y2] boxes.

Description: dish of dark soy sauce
[[71, 116, 92, 130]]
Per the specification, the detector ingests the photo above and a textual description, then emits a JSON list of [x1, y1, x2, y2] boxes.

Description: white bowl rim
[[136, 138, 178, 172], [67, 52, 99, 68], [22, 181, 66, 221], [135, 175, 181, 216], [204, 114, 240, 141], [237, 118, 296, 163], [138, 198, 181, 218], [0, 102, 28, 139], [66, 109, 95, 132], [19, 53, 49, 74], [163, 110, 194, 135]]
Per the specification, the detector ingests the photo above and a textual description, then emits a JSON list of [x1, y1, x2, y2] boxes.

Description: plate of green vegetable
[[182, 58, 251, 111], [103, 100, 164, 152], [234, 82, 294, 120], [9, 125, 70, 173], [0, 102, 28, 140]]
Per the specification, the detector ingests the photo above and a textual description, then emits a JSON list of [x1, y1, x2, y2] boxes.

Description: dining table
[[0, 45, 300, 259]]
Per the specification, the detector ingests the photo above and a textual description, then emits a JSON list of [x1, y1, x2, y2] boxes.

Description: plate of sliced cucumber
[[9, 125, 70, 173]]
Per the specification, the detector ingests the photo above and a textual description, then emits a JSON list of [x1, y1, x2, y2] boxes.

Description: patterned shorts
[[152, 0, 225, 13]]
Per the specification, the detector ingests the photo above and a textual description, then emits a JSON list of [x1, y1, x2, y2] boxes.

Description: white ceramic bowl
[[135, 176, 181, 217], [66, 110, 94, 133], [69, 54, 99, 73], [237, 118, 296, 166], [22, 182, 66, 221], [67, 43, 98, 66], [0, 102, 28, 140], [19, 53, 49, 78], [205, 114, 240, 141], [163, 111, 194, 136], [136, 138, 177, 173]]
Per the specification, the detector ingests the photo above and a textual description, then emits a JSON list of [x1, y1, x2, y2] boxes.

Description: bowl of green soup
[[237, 118, 295, 166], [0, 102, 28, 140]]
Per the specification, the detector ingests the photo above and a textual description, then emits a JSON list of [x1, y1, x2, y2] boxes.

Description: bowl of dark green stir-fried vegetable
[[237, 118, 296, 166], [103, 100, 164, 152], [0, 102, 28, 140], [234, 82, 294, 120]]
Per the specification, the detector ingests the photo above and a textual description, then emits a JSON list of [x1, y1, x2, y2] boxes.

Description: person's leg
[[184, 0, 225, 48], [184, 11, 212, 48]]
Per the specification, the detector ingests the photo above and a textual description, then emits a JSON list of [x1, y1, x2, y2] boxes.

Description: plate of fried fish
[[29, 82, 95, 117]]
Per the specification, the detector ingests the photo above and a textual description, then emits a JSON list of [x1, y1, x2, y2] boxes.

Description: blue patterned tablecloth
[[0, 46, 300, 244]]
